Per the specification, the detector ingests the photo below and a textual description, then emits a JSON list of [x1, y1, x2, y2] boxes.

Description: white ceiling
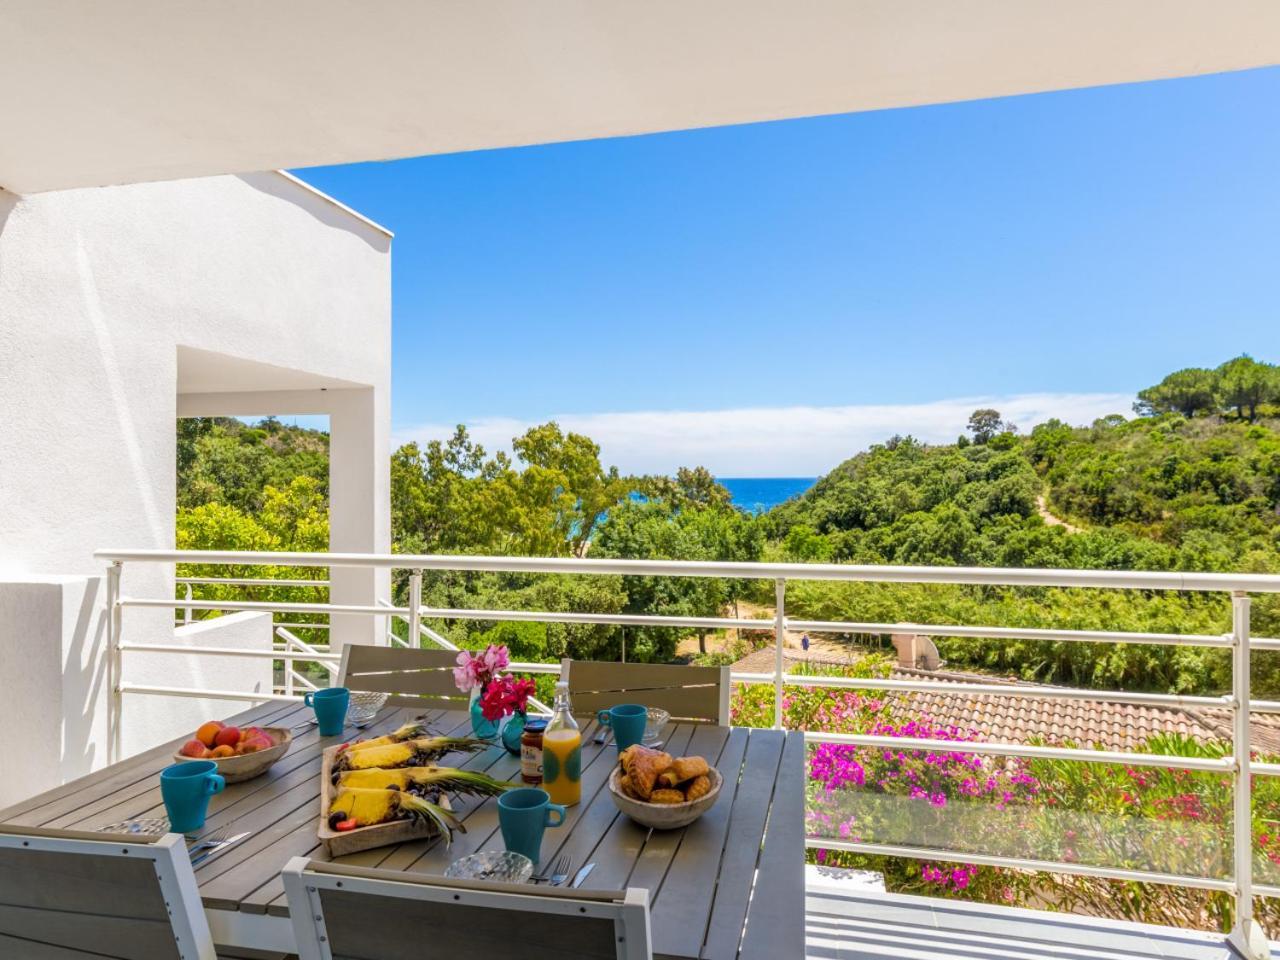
[[176, 346, 365, 396], [2, 1, 1278, 195]]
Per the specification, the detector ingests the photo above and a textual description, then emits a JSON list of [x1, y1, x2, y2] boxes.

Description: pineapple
[[335, 736, 486, 771], [335, 765, 515, 797], [328, 787, 464, 840], [343, 719, 435, 751]]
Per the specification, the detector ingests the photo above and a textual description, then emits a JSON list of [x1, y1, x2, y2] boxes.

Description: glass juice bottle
[[542, 681, 582, 806]]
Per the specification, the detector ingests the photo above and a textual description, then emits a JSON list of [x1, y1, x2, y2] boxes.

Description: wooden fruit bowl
[[608, 766, 722, 830], [172, 727, 292, 783]]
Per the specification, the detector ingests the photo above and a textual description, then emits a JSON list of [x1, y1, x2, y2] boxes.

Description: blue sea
[[720, 477, 816, 513]]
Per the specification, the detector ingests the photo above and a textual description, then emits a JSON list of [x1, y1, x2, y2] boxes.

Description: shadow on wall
[[63, 576, 108, 781], [236, 171, 391, 254], [0, 187, 16, 239]]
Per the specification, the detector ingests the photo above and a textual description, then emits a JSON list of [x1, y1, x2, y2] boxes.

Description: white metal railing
[[96, 548, 1280, 958]]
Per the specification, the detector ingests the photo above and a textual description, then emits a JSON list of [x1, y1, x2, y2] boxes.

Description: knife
[[570, 862, 595, 889], [190, 831, 249, 867]]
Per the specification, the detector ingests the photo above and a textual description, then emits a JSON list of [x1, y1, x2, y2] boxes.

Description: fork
[[531, 853, 571, 884], [187, 824, 229, 854], [549, 856, 575, 887]]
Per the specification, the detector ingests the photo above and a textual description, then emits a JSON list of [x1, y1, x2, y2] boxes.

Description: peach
[[213, 726, 241, 748], [195, 721, 224, 748], [179, 739, 207, 758], [242, 735, 273, 754], [210, 744, 235, 759]]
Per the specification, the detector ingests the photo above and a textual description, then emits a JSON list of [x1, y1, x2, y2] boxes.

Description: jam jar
[[520, 718, 548, 784]]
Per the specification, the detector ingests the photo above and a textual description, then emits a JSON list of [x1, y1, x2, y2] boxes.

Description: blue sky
[[293, 66, 1279, 475]]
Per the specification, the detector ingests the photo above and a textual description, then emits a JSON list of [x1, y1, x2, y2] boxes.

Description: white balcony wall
[[0, 576, 105, 809], [0, 172, 391, 793]]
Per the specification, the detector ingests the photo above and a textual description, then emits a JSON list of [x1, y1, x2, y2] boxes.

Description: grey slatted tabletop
[[0, 701, 804, 960]]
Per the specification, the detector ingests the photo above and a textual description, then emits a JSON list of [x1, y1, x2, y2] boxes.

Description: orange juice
[[542, 728, 582, 806], [542, 680, 582, 806]]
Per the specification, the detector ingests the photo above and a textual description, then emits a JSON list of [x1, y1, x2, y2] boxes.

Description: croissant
[[658, 756, 711, 788], [623, 745, 673, 800], [683, 774, 712, 802]]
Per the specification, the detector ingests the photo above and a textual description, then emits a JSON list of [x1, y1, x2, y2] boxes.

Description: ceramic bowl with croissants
[[608, 744, 723, 829]]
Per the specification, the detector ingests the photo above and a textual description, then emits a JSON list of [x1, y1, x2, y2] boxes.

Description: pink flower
[[452, 645, 513, 693], [483, 643, 510, 675], [452, 651, 482, 693]]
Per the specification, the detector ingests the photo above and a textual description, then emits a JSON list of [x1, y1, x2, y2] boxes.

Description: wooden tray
[[317, 743, 452, 858]]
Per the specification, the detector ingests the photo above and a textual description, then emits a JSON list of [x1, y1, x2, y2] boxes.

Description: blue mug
[[306, 686, 350, 736], [498, 787, 566, 863], [161, 760, 225, 834], [596, 703, 647, 754]]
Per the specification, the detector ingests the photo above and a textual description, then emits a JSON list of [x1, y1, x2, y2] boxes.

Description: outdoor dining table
[[0, 699, 804, 959]]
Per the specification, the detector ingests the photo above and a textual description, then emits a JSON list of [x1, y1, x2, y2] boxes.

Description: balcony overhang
[[2, 1, 1278, 195]]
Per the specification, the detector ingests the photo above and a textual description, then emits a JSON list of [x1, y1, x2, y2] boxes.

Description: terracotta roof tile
[[731, 648, 1280, 755]]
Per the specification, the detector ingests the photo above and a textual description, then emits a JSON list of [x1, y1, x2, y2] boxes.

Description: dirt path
[[1036, 494, 1082, 534], [675, 599, 852, 660]]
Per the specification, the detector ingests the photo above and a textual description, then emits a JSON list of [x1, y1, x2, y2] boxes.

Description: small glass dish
[[445, 850, 534, 884], [644, 707, 669, 744], [347, 691, 390, 727]]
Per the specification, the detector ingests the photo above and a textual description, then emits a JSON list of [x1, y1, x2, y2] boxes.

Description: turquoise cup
[[306, 686, 350, 736], [597, 703, 647, 753], [498, 787, 566, 863], [161, 760, 225, 834]]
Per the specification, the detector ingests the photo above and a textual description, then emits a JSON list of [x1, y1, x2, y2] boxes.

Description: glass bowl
[[444, 850, 534, 884], [644, 707, 669, 743], [346, 690, 390, 726]]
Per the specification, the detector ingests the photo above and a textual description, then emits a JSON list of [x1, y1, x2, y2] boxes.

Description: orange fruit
[[195, 721, 224, 748]]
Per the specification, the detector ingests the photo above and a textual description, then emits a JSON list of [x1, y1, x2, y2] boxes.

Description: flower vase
[[470, 686, 499, 740], [500, 710, 527, 756]]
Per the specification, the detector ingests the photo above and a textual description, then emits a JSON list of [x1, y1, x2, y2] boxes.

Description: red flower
[[479, 676, 537, 721]]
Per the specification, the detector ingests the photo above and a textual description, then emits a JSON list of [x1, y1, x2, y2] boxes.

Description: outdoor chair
[[337, 644, 464, 712], [281, 857, 652, 960], [0, 825, 216, 960], [561, 659, 730, 725]]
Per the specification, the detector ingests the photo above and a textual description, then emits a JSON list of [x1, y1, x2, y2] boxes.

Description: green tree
[[1133, 367, 1219, 418], [967, 409, 1009, 444], [594, 496, 763, 656], [1216, 354, 1278, 422]]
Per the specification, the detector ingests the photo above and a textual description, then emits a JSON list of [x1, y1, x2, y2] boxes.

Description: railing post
[[106, 561, 123, 765], [1231, 591, 1268, 960], [408, 570, 422, 649], [183, 582, 192, 626], [773, 577, 786, 730]]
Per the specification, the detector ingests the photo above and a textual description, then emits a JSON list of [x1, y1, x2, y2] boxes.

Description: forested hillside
[[176, 355, 1280, 694]]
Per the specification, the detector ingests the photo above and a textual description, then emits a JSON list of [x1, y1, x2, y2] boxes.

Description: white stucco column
[[328, 387, 391, 651]]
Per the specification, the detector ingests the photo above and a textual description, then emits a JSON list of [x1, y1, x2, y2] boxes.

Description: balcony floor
[[805, 887, 1265, 960]]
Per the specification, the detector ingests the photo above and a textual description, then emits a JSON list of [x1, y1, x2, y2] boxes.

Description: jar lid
[[523, 719, 548, 733]]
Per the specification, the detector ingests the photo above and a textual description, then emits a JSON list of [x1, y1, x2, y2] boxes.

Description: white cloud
[[392, 392, 1134, 477]]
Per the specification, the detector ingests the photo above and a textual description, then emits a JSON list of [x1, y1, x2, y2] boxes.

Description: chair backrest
[[338, 645, 466, 711], [281, 857, 651, 960], [562, 659, 730, 725], [0, 825, 215, 960]]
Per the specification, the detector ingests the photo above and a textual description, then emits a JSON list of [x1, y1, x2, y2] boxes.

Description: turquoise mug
[[597, 703, 647, 753], [306, 686, 350, 736], [161, 760, 225, 834], [498, 787, 566, 863]]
